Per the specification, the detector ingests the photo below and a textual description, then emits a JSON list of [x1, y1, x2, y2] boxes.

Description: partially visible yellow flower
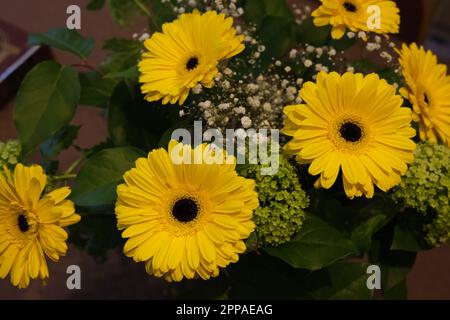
[[398, 43, 450, 147], [139, 10, 245, 105], [0, 164, 80, 289], [283, 72, 416, 199], [312, 0, 400, 39], [115, 141, 258, 282]]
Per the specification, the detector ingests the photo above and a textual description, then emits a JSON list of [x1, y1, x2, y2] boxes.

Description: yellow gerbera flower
[[0, 164, 80, 289], [139, 10, 245, 105], [115, 141, 258, 282], [283, 72, 416, 199], [312, 0, 400, 39], [398, 43, 450, 147]]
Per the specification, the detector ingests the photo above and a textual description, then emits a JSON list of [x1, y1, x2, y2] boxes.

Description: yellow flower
[[0, 164, 80, 289], [312, 0, 400, 39], [115, 141, 258, 282], [398, 43, 450, 147], [283, 72, 416, 199], [139, 10, 245, 105]]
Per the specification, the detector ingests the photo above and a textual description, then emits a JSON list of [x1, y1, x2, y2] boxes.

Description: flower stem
[[133, 0, 151, 17], [52, 174, 77, 181]]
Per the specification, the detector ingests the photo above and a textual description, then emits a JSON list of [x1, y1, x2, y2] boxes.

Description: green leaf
[[104, 65, 139, 82], [244, 0, 293, 27], [71, 147, 145, 207], [390, 211, 430, 252], [265, 213, 358, 270], [69, 213, 122, 261], [107, 0, 174, 29], [29, 28, 94, 60], [311, 262, 373, 300], [108, 82, 182, 151], [228, 252, 310, 299], [258, 16, 295, 64], [87, 0, 106, 10], [14, 61, 80, 155], [351, 215, 390, 252], [295, 17, 330, 47], [40, 125, 80, 166], [380, 251, 417, 300], [147, 0, 176, 32], [79, 72, 118, 108], [100, 38, 143, 74]]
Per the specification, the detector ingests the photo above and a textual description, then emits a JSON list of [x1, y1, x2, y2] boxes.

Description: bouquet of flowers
[[0, 0, 449, 299]]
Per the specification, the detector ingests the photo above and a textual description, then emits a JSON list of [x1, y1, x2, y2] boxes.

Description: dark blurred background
[[0, 0, 449, 299]]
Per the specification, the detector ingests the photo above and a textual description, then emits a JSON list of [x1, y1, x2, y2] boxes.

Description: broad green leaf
[[14, 61, 80, 155], [104, 65, 139, 81], [311, 262, 373, 300], [391, 226, 423, 252], [228, 252, 310, 299], [108, 82, 182, 151], [79, 72, 118, 108], [265, 213, 358, 270], [100, 38, 143, 74], [69, 214, 122, 261], [107, 0, 174, 30], [351, 215, 390, 252], [87, 0, 106, 10], [244, 0, 293, 27], [71, 147, 145, 207], [380, 251, 417, 300], [258, 16, 294, 65], [296, 17, 330, 47], [29, 28, 94, 60], [40, 125, 80, 169], [390, 211, 430, 252]]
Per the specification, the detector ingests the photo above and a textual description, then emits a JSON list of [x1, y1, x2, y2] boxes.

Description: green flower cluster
[[0, 139, 21, 170], [238, 153, 309, 248], [392, 142, 450, 247]]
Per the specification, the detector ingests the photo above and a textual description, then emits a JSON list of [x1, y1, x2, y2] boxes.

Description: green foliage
[[79, 71, 118, 108], [69, 213, 123, 261], [40, 125, 80, 173], [71, 147, 145, 207], [265, 213, 358, 270], [100, 38, 143, 75], [29, 28, 94, 60], [107, 0, 175, 31], [14, 61, 80, 156], [238, 154, 309, 247], [392, 142, 450, 246], [310, 262, 373, 300], [108, 82, 185, 151]]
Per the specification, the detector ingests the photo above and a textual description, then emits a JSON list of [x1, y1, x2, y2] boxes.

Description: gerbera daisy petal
[[283, 72, 416, 199], [0, 164, 79, 288], [398, 43, 450, 147], [139, 10, 244, 105], [115, 141, 258, 282]]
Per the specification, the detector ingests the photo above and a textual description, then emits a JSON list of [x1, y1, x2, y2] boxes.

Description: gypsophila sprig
[[238, 153, 309, 247], [392, 142, 450, 247]]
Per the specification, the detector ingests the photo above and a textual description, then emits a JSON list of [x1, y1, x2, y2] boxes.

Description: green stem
[[52, 174, 77, 181], [133, 0, 151, 17], [63, 151, 91, 176]]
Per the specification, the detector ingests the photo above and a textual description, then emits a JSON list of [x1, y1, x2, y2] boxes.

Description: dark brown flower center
[[424, 93, 430, 105], [18, 214, 30, 233], [172, 198, 198, 223], [186, 57, 199, 71], [343, 2, 357, 12], [340, 122, 362, 142]]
